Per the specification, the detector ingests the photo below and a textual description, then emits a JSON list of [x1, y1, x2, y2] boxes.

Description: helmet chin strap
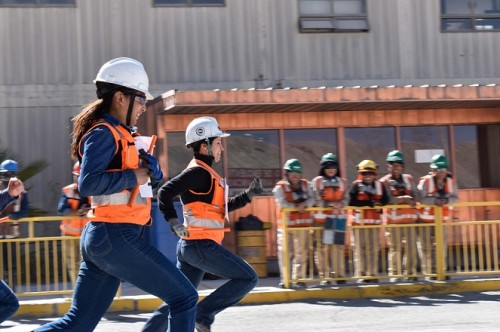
[[205, 139, 213, 157], [125, 94, 135, 127]]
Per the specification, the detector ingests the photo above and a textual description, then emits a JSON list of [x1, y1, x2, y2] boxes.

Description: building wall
[[1, 0, 500, 213]]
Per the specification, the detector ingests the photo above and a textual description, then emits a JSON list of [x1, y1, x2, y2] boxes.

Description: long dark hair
[[319, 164, 341, 178], [70, 82, 116, 159]]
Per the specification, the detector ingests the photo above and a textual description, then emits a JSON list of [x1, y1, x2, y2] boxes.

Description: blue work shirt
[[78, 114, 138, 197], [0, 189, 15, 212]]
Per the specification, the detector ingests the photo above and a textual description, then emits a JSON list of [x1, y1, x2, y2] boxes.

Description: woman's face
[[113, 91, 147, 126], [324, 166, 338, 177], [202, 137, 224, 162], [129, 94, 147, 127]]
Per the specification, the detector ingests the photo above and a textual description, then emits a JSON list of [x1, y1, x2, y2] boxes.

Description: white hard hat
[[93, 57, 153, 100], [185, 117, 230, 147]]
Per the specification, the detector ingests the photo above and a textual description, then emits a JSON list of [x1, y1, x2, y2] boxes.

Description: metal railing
[[0, 216, 102, 298], [280, 201, 500, 288], [2, 202, 500, 296]]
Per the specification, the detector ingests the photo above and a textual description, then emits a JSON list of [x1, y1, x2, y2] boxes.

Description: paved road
[[3, 291, 500, 331]]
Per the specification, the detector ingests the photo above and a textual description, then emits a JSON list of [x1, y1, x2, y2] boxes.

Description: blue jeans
[[0, 279, 19, 324], [142, 239, 258, 331], [34, 222, 198, 332]]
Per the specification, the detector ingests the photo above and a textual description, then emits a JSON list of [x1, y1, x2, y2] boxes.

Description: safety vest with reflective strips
[[276, 179, 313, 228], [59, 183, 91, 236], [379, 173, 418, 224], [181, 158, 227, 244], [352, 180, 384, 225], [79, 120, 151, 225], [418, 175, 456, 223], [312, 176, 346, 223]]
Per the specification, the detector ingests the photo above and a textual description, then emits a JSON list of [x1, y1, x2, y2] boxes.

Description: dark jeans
[[0, 279, 19, 323], [34, 222, 198, 332], [142, 238, 258, 331]]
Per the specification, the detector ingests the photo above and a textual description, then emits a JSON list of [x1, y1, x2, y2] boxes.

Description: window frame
[[441, 0, 500, 32], [298, 0, 369, 33], [0, 0, 75, 6], [153, 0, 225, 7]]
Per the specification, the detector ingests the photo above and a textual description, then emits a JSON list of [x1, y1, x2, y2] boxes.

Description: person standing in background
[[0, 159, 29, 291], [273, 159, 315, 288], [58, 161, 90, 286], [311, 153, 347, 285], [0, 159, 29, 237], [348, 160, 389, 284], [417, 154, 458, 281], [379, 150, 419, 282]]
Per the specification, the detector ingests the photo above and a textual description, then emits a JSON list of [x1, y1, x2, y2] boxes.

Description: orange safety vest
[[380, 174, 418, 224], [275, 179, 313, 228], [181, 158, 227, 244], [351, 180, 384, 225], [59, 183, 91, 236], [78, 120, 151, 225], [312, 176, 346, 223], [418, 175, 455, 223]]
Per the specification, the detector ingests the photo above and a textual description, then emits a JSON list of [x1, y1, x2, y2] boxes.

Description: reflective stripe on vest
[[60, 184, 90, 236], [418, 175, 455, 223], [352, 180, 383, 225], [79, 120, 151, 225], [381, 174, 418, 224], [276, 179, 313, 227], [182, 158, 227, 244], [313, 176, 346, 222]]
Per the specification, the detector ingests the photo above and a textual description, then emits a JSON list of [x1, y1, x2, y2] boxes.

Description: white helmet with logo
[[185, 117, 230, 147], [94, 57, 153, 100]]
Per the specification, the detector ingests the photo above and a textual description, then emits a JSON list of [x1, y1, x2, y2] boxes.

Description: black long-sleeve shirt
[[158, 153, 251, 221]]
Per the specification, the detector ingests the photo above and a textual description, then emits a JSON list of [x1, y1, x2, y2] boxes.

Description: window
[[400, 126, 450, 184], [344, 127, 395, 183], [284, 128, 338, 181], [477, 124, 500, 188], [226, 130, 280, 195], [441, 0, 500, 31], [454, 125, 480, 188], [298, 0, 369, 33], [0, 0, 74, 5], [154, 0, 224, 6]]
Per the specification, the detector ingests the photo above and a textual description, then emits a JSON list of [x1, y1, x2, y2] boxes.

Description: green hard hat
[[386, 150, 405, 163], [320, 153, 338, 165], [283, 159, 302, 173], [430, 154, 448, 169]]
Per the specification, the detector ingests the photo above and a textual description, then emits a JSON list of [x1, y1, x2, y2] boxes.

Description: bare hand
[[7, 177, 24, 197], [133, 167, 150, 185]]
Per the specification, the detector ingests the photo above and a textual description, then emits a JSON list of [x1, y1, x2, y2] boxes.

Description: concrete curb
[[15, 279, 500, 318]]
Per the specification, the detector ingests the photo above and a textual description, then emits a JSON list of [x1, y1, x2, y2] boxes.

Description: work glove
[[245, 177, 263, 200], [139, 149, 164, 182], [168, 217, 189, 237]]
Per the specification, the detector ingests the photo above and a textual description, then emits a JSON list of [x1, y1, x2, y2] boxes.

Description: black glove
[[139, 149, 163, 182], [245, 177, 263, 200], [168, 218, 189, 237]]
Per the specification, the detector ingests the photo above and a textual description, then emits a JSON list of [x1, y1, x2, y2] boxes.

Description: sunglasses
[[134, 94, 147, 106], [122, 90, 147, 107], [362, 172, 376, 176]]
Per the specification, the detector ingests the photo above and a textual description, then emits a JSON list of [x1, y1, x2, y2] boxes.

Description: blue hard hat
[[0, 159, 19, 173]]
